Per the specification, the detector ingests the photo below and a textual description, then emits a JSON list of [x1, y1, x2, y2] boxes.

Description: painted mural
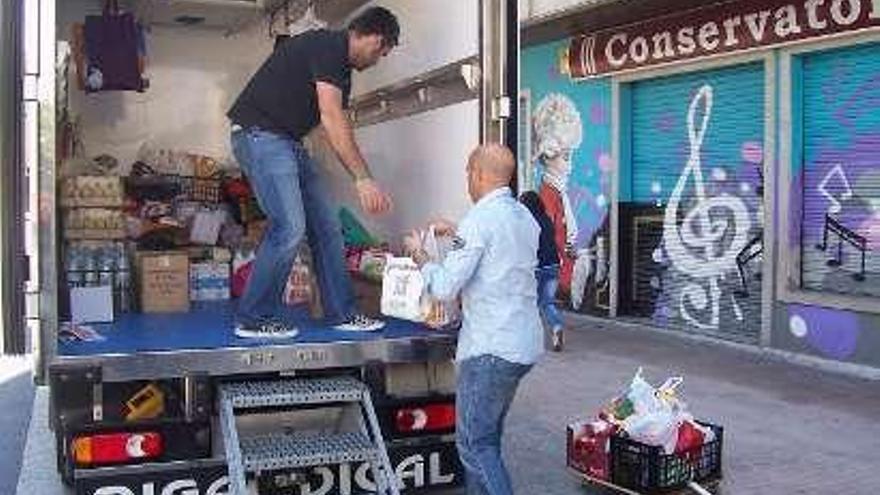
[[771, 41, 880, 368], [522, 36, 880, 366], [624, 64, 765, 340], [652, 85, 759, 332], [521, 41, 612, 312], [798, 41, 880, 298], [774, 301, 880, 367]]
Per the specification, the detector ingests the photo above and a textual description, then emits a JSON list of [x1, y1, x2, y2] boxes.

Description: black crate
[[610, 422, 723, 493]]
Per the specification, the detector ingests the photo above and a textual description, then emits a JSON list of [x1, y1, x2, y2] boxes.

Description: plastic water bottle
[[116, 244, 131, 312], [83, 248, 98, 287], [66, 246, 83, 288], [98, 246, 114, 286]]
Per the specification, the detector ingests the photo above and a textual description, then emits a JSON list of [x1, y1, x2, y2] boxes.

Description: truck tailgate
[[55, 301, 456, 381]]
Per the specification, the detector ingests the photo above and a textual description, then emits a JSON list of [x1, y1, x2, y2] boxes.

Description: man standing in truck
[[227, 7, 399, 337], [404, 144, 543, 495]]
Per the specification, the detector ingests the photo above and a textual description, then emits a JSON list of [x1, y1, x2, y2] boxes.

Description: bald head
[[466, 144, 516, 202], [469, 144, 515, 183]]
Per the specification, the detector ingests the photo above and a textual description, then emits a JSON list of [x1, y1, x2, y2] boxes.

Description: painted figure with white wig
[[532, 93, 583, 297]]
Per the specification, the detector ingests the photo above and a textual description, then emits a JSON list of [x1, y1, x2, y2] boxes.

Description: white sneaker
[[235, 320, 299, 339], [333, 314, 386, 332]]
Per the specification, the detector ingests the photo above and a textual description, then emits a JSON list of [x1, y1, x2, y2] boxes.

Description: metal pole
[[1, 0, 27, 355]]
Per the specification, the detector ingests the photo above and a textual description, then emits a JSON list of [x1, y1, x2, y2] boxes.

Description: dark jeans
[[456, 354, 532, 495]]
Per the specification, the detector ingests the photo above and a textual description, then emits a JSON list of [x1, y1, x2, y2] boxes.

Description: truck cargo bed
[[54, 301, 457, 381]]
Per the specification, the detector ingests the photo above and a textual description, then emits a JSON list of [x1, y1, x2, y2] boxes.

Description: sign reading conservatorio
[[567, 0, 880, 77]]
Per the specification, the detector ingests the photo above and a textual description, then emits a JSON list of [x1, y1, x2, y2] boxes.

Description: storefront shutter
[[625, 62, 765, 342], [800, 41, 880, 299]]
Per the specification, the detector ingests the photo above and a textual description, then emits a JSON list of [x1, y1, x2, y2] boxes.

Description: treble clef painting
[[662, 85, 752, 330]]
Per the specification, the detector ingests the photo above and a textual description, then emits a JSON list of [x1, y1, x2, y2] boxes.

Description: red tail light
[[73, 432, 163, 466], [395, 403, 455, 433]]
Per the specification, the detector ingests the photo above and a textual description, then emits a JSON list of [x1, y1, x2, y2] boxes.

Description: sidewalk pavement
[[504, 315, 880, 495]]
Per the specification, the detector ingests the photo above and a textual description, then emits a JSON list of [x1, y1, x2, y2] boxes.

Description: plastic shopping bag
[[381, 255, 425, 322], [619, 369, 689, 454], [624, 408, 686, 454], [421, 227, 461, 328]]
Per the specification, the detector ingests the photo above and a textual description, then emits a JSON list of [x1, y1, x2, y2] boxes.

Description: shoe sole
[[234, 327, 299, 339], [333, 322, 386, 332]]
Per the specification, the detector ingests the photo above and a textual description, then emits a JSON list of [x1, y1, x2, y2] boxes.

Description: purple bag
[[84, 0, 145, 92]]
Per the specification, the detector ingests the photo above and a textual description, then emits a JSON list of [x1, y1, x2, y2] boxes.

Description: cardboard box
[[138, 251, 190, 313], [190, 262, 230, 301]]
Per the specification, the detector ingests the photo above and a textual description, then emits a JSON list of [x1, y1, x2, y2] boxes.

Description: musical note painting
[[799, 49, 880, 298], [650, 84, 763, 333]]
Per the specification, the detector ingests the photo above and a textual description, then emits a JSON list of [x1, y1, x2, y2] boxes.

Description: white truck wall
[[310, 101, 478, 244], [322, 0, 480, 245], [351, 0, 479, 97], [59, 0, 272, 168]]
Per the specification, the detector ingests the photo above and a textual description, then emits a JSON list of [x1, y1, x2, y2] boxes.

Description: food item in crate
[[594, 369, 693, 454], [600, 396, 635, 423], [193, 155, 219, 179], [62, 176, 124, 206], [675, 419, 715, 461], [190, 262, 231, 301], [65, 208, 126, 233], [569, 419, 617, 481]]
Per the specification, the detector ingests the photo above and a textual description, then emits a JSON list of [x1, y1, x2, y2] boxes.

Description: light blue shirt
[[421, 187, 544, 365]]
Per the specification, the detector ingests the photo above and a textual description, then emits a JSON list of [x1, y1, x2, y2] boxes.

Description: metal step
[[240, 431, 377, 471], [219, 376, 400, 495], [221, 376, 366, 408]]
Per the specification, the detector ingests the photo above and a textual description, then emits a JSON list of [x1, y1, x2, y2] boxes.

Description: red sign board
[[568, 0, 880, 77]]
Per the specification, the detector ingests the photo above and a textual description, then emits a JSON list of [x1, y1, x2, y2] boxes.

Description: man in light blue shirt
[[405, 144, 543, 495]]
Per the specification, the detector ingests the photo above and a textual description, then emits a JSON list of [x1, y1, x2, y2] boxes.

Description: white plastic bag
[[381, 255, 425, 322], [621, 369, 689, 454], [627, 368, 662, 416], [624, 408, 689, 454], [420, 227, 461, 328]]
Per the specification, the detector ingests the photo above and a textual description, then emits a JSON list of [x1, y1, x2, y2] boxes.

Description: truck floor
[[59, 300, 447, 356]]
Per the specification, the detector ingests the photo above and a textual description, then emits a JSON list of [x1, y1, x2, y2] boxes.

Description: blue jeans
[[536, 265, 563, 333], [230, 127, 355, 324], [457, 355, 532, 495]]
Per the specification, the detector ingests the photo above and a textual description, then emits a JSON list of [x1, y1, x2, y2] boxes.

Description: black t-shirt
[[227, 30, 351, 140], [535, 213, 560, 268]]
